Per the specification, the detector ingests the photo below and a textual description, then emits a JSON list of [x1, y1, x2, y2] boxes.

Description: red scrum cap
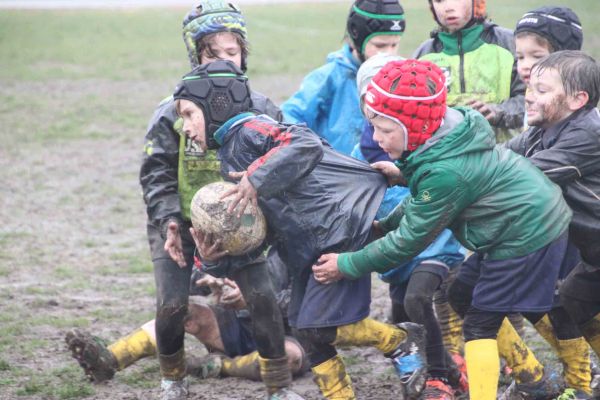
[[364, 59, 447, 151]]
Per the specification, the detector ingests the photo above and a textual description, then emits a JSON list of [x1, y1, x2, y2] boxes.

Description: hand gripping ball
[[190, 182, 267, 256]]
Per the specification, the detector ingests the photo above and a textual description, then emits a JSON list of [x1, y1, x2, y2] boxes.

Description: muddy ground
[[0, 72, 569, 400]]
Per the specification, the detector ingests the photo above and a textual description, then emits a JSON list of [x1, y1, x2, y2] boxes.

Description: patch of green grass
[[52, 265, 79, 279], [13, 366, 95, 399], [0, 359, 10, 371], [25, 285, 60, 296], [4, 1, 599, 82], [27, 315, 89, 329]]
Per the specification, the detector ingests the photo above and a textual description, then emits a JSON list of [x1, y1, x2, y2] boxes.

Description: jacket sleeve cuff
[[337, 252, 363, 280]]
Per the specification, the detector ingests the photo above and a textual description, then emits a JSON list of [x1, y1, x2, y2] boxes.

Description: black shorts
[[457, 231, 569, 313], [560, 260, 600, 302], [210, 305, 256, 358]]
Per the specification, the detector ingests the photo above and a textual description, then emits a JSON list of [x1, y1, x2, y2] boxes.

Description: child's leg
[[524, 308, 592, 395], [434, 269, 465, 356], [403, 270, 446, 379], [233, 261, 290, 395], [560, 259, 600, 359], [449, 276, 547, 386], [463, 309, 504, 400], [300, 319, 427, 399]]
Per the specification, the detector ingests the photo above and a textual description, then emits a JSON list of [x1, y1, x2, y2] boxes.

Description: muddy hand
[[221, 171, 258, 217], [466, 99, 498, 122], [165, 221, 186, 267], [219, 278, 246, 309], [312, 253, 344, 285], [189, 227, 229, 263]]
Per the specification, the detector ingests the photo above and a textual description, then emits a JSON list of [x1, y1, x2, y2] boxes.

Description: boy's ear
[[568, 90, 590, 112]]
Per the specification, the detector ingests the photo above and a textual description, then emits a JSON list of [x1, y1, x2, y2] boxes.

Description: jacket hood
[[401, 107, 495, 176], [326, 43, 361, 72]]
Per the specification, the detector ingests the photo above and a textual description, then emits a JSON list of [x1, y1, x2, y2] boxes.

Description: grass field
[[1, 1, 599, 399]]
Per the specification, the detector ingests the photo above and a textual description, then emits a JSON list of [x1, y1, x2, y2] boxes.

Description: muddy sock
[[222, 351, 260, 381], [582, 313, 600, 359], [434, 298, 465, 355], [312, 355, 355, 400], [258, 355, 291, 395], [557, 337, 592, 394], [159, 348, 186, 381], [333, 317, 406, 354], [497, 318, 543, 385], [108, 326, 156, 370]]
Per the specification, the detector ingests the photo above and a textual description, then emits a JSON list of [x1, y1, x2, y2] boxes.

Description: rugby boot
[[447, 352, 468, 394], [555, 388, 592, 400], [422, 378, 455, 400], [65, 329, 117, 382], [160, 377, 189, 400], [499, 370, 562, 400], [385, 322, 428, 399]]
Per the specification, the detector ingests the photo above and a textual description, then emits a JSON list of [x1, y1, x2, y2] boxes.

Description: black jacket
[[505, 107, 600, 258]]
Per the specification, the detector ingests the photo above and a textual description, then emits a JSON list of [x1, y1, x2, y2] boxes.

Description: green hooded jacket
[[338, 107, 571, 279]]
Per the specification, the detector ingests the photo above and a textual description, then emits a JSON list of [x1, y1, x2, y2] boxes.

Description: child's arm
[[525, 126, 600, 185], [140, 99, 184, 237], [242, 121, 325, 198], [337, 168, 469, 279]]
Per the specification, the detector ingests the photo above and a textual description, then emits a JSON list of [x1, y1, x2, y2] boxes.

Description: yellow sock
[[533, 314, 559, 350], [497, 318, 543, 384], [435, 300, 465, 355], [312, 355, 355, 400], [258, 355, 291, 394], [581, 313, 600, 358], [465, 339, 499, 400], [334, 318, 406, 354], [107, 327, 156, 370], [534, 315, 592, 393], [557, 337, 592, 394], [222, 351, 260, 381]]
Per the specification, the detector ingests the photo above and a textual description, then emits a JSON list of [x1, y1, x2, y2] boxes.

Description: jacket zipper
[[458, 31, 466, 93]]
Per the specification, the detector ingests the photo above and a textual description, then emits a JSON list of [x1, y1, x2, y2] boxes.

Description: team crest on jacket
[[419, 190, 432, 202]]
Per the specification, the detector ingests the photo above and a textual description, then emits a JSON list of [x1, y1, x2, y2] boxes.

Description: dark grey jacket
[[139, 90, 282, 238]]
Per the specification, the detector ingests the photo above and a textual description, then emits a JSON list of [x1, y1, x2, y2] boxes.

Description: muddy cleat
[[186, 354, 222, 379], [267, 388, 305, 400], [422, 378, 455, 400], [499, 371, 562, 400], [160, 378, 189, 400], [65, 329, 117, 382], [447, 353, 468, 395], [385, 322, 427, 399], [555, 388, 592, 399]]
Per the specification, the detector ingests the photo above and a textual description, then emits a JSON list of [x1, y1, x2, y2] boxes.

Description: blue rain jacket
[[281, 44, 364, 155]]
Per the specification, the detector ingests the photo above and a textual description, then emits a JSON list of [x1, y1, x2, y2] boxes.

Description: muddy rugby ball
[[190, 182, 267, 256]]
